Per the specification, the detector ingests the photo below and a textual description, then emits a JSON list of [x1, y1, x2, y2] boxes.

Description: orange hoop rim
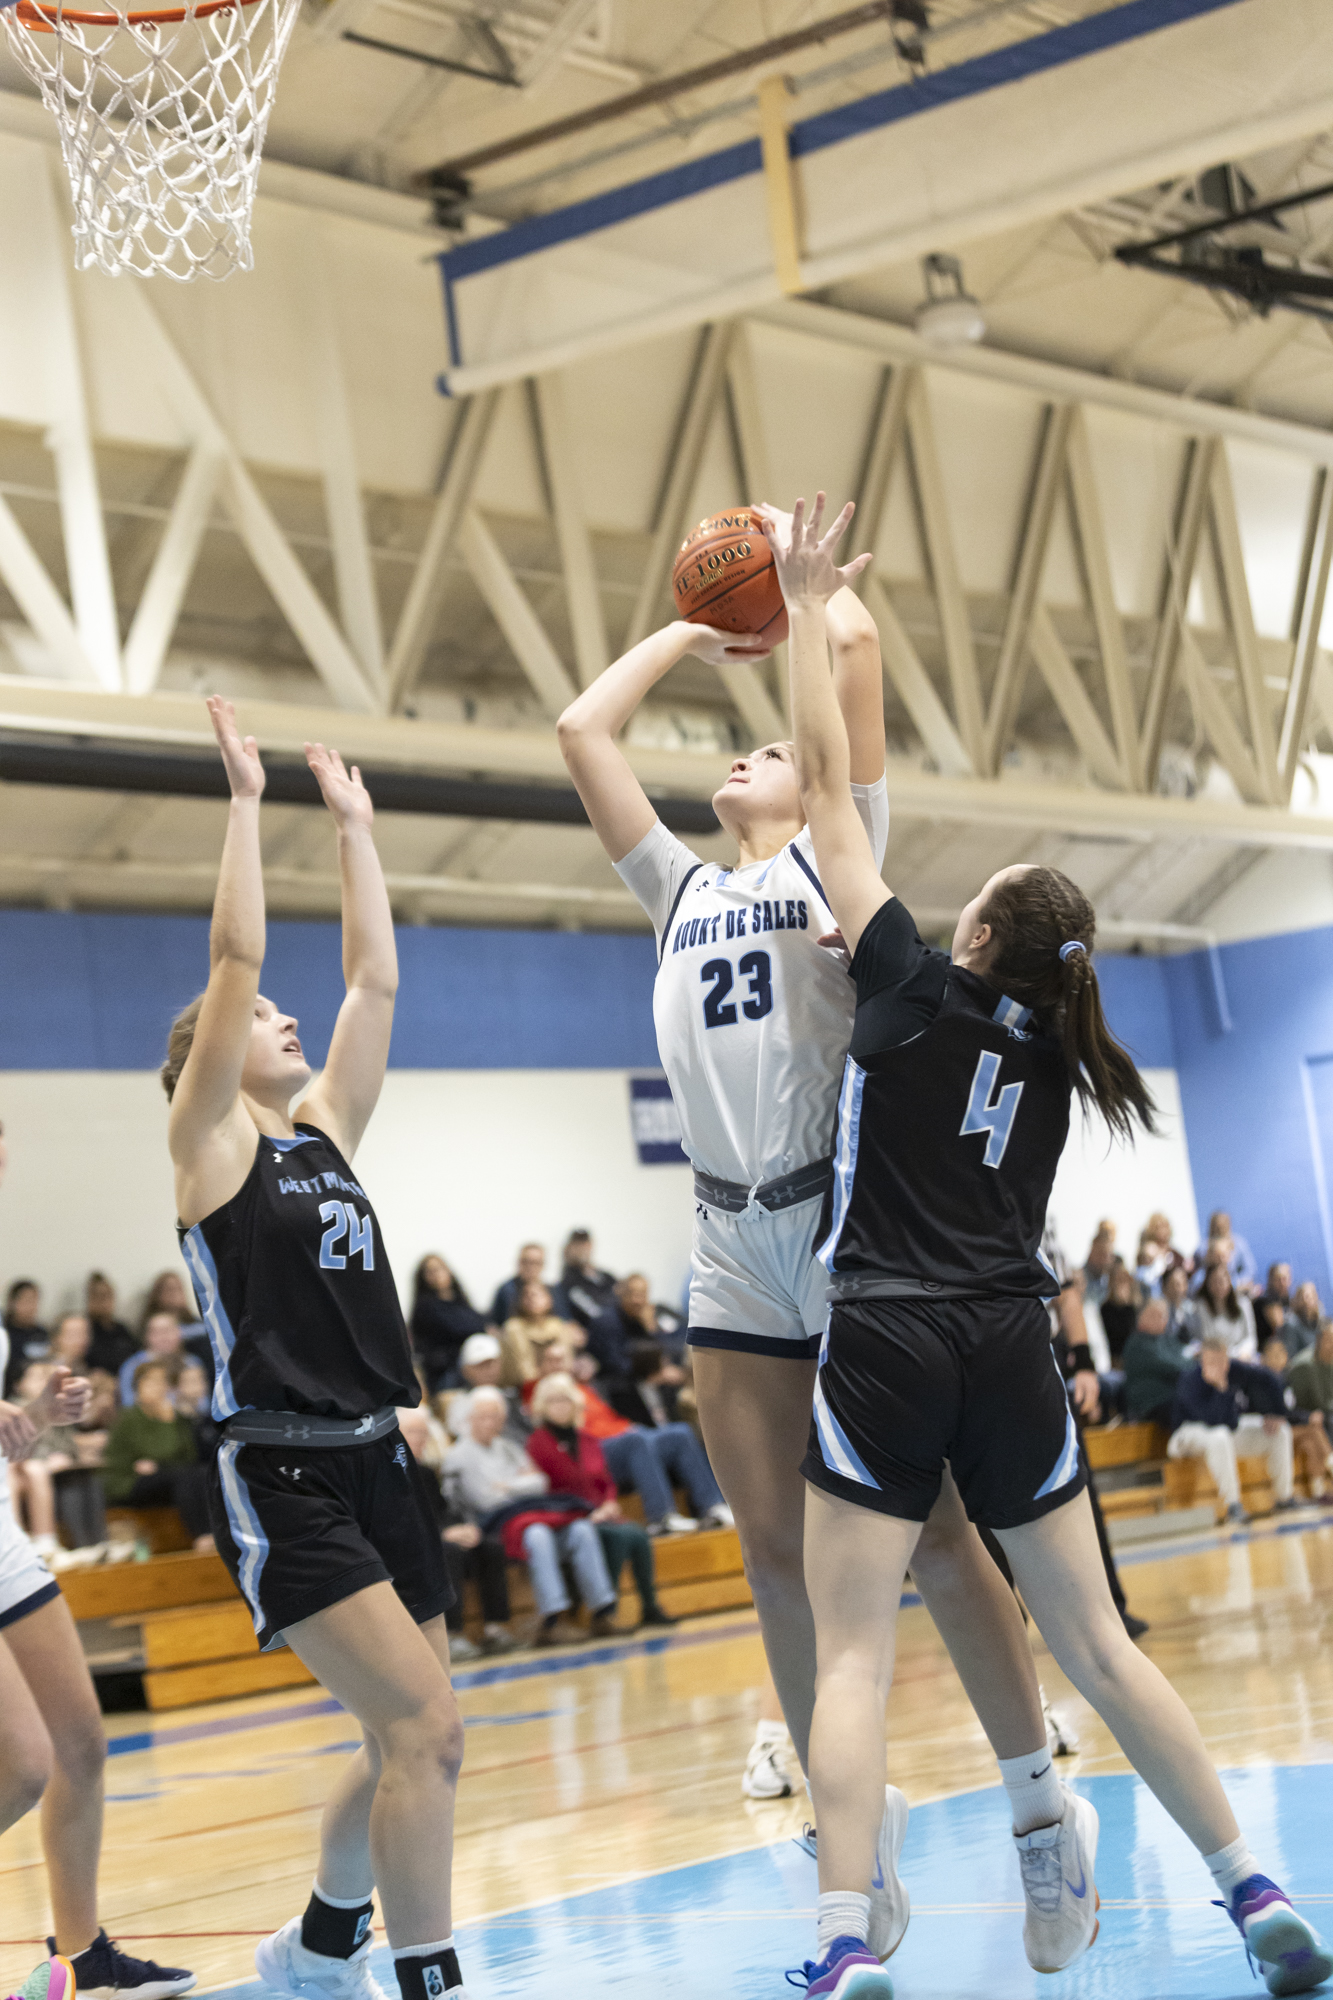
[[15, 0, 254, 30]]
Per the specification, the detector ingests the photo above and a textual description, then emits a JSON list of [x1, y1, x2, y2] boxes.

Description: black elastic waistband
[[693, 1156, 834, 1215], [222, 1406, 400, 1448], [830, 1275, 1056, 1304]]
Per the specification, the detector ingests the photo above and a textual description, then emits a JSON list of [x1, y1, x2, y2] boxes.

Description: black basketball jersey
[[815, 897, 1071, 1298], [180, 1123, 418, 1423]]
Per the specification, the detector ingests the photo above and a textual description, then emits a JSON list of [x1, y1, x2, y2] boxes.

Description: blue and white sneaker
[[256, 1919, 392, 2000], [866, 1785, 910, 1961], [1014, 1786, 1100, 1972], [786, 1935, 894, 1997], [1220, 1875, 1333, 1996], [52, 1933, 194, 2000]]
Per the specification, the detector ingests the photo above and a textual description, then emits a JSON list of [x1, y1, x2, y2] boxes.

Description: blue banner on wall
[[628, 1077, 688, 1166]]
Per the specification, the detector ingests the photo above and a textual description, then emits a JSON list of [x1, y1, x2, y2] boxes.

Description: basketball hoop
[[2, 0, 300, 280]]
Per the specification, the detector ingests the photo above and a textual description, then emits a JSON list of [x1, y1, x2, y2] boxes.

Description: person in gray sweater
[[1122, 1298, 1191, 1427], [443, 1388, 547, 1516]]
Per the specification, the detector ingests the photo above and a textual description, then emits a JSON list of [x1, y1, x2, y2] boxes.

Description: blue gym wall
[[2, 907, 1332, 1294]]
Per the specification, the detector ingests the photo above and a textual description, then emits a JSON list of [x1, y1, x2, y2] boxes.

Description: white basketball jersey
[[615, 780, 889, 1188]]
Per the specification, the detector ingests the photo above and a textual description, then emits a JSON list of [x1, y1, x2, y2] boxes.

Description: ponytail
[[977, 868, 1156, 1143]]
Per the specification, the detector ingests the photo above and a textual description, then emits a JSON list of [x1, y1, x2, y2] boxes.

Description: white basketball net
[[2, 0, 300, 280]]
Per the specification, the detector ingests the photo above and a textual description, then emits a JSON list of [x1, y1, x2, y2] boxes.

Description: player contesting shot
[[163, 701, 470, 2000], [559, 552, 1114, 1976], [770, 492, 1333, 2000]]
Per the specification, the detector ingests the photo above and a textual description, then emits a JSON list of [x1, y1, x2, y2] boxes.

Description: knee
[[384, 1693, 464, 1789], [2, 1730, 52, 1815], [53, 1712, 106, 1788], [735, 1514, 804, 1594]]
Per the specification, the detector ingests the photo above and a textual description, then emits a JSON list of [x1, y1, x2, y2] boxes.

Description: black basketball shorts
[[208, 1430, 454, 1652], [801, 1294, 1085, 1530]]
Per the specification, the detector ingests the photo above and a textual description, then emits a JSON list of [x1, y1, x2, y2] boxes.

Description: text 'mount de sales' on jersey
[[614, 778, 890, 1190], [180, 1123, 420, 1423], [817, 896, 1072, 1300]]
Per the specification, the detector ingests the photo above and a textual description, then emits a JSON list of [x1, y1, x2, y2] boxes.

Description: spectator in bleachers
[[102, 1359, 214, 1549], [1135, 1212, 1185, 1295], [116, 1310, 209, 1407], [1081, 1230, 1116, 1308], [527, 1339, 729, 1536], [1167, 1335, 1295, 1523], [443, 1332, 527, 1441], [502, 1280, 579, 1383], [84, 1272, 136, 1377], [1186, 1260, 1258, 1359], [445, 1386, 616, 1647], [609, 1273, 687, 1365], [1195, 1209, 1258, 1293], [48, 1311, 91, 1372], [173, 1359, 220, 1456], [3, 1280, 49, 1396], [1257, 1334, 1332, 1503], [1122, 1298, 1191, 1427], [490, 1243, 571, 1327], [1260, 1262, 1295, 1323], [620, 1343, 689, 1430], [7, 1361, 78, 1558], [142, 1269, 204, 1336], [1289, 1282, 1324, 1358], [526, 1373, 675, 1631], [560, 1230, 618, 1336], [411, 1254, 487, 1393], [1099, 1264, 1141, 1365], [397, 1406, 513, 1660], [1161, 1263, 1192, 1340], [1288, 1318, 1333, 1426]]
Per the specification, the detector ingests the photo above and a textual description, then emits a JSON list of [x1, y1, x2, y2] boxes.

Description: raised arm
[[296, 745, 396, 1160], [763, 496, 889, 956], [169, 699, 268, 1194], [828, 585, 886, 785], [558, 621, 770, 862]]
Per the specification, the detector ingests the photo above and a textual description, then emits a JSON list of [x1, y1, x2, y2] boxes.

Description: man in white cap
[[446, 1333, 527, 1443]]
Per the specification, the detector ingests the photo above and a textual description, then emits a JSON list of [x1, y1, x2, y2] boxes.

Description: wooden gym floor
[[2, 1510, 1332, 1999]]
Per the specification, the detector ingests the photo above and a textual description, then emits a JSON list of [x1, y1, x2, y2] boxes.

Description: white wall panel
[[1047, 1066, 1198, 1272]]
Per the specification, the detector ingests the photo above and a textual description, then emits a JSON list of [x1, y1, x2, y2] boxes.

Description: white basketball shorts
[[686, 1194, 829, 1358], [0, 1505, 57, 1629]]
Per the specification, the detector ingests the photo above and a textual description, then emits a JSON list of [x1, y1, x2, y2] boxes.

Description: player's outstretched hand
[[36, 1364, 92, 1430], [0, 1398, 37, 1463], [759, 493, 870, 608], [306, 741, 374, 831], [207, 696, 266, 801], [678, 621, 774, 667]]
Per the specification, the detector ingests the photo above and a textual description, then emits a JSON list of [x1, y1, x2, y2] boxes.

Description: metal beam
[[1208, 448, 1281, 805], [1178, 631, 1265, 805], [1142, 437, 1215, 789], [311, 231, 386, 694], [532, 372, 609, 690], [863, 573, 971, 778], [1279, 468, 1333, 797], [1028, 604, 1123, 791], [122, 444, 224, 696], [904, 372, 983, 771], [460, 507, 578, 717], [1063, 405, 1142, 791], [626, 322, 735, 650], [385, 387, 501, 712], [712, 656, 788, 746], [0, 494, 94, 682], [985, 403, 1073, 773]]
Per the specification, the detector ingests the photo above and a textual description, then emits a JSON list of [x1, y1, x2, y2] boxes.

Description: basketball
[[671, 507, 789, 647]]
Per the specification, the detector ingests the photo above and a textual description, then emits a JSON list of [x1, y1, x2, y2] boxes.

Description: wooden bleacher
[[1084, 1419, 1291, 1527], [61, 1505, 753, 1712]]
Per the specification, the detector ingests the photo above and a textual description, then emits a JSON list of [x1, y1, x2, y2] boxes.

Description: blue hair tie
[[1059, 940, 1087, 963]]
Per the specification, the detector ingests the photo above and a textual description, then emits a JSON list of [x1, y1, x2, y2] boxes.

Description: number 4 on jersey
[[959, 1050, 1024, 1168], [319, 1200, 375, 1270]]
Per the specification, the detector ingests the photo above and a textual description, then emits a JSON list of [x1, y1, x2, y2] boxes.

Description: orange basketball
[[671, 507, 788, 648]]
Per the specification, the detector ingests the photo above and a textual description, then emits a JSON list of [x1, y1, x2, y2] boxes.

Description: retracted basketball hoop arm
[[1, 0, 300, 280]]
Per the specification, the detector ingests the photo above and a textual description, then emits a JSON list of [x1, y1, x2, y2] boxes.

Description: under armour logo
[[423, 1967, 445, 1999], [281, 1421, 314, 1442], [280, 1465, 303, 1481]]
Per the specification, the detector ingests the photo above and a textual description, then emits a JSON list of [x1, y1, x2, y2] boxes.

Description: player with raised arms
[[559, 563, 1107, 1974], [164, 702, 469, 2000], [770, 492, 1333, 2000]]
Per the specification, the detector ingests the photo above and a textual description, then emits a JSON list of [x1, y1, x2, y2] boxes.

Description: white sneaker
[[1041, 1688, 1079, 1758], [866, 1783, 910, 1962], [1015, 1786, 1100, 1972], [705, 1503, 735, 1529], [256, 1919, 392, 2000], [646, 1513, 699, 1536], [742, 1734, 794, 1799]]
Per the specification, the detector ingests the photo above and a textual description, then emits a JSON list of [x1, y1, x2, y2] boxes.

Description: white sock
[[391, 1938, 455, 1960], [1205, 1835, 1260, 1898], [817, 1891, 870, 1952], [313, 1880, 375, 1909], [998, 1748, 1064, 1836]]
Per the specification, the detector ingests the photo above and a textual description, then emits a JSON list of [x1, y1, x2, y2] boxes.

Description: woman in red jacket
[[527, 1374, 675, 1629]]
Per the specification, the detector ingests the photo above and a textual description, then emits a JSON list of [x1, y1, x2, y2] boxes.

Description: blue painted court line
[[1115, 1509, 1333, 1569], [198, 1763, 1333, 1999]]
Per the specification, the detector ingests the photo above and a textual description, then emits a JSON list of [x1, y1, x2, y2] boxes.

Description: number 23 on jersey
[[701, 951, 773, 1029]]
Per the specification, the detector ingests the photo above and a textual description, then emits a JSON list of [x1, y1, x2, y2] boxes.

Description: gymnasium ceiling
[[2, 0, 1333, 949]]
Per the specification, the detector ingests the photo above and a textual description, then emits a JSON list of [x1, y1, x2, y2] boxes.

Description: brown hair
[[161, 994, 206, 1101], [977, 866, 1156, 1143]]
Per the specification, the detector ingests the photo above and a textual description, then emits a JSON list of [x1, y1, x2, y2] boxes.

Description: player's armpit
[[802, 785, 892, 956]]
